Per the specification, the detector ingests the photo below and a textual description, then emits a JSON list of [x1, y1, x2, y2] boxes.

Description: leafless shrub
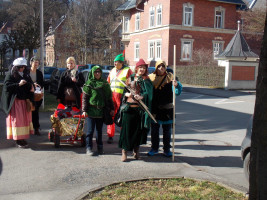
[[192, 48, 217, 67]]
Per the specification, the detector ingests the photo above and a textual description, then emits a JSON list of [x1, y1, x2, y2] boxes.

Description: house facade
[[117, 0, 260, 67], [45, 15, 68, 67], [46, 15, 124, 67]]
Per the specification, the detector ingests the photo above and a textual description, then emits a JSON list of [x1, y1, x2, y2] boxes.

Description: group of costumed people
[[0, 54, 182, 162], [82, 54, 182, 161]]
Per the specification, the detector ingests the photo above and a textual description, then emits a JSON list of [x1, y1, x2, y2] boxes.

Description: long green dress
[[118, 74, 153, 151]]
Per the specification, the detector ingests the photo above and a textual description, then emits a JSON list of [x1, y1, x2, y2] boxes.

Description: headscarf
[[148, 60, 174, 89], [83, 65, 108, 94]]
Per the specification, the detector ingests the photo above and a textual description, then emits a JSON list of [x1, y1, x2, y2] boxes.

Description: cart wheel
[[55, 133, 60, 148], [49, 130, 54, 142], [81, 134, 86, 147]]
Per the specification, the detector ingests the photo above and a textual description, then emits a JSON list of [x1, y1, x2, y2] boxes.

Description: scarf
[[83, 65, 108, 94], [148, 60, 173, 90]]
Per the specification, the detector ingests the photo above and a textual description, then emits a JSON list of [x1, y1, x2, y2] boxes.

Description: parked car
[[77, 65, 88, 72], [49, 68, 67, 94], [43, 66, 57, 90], [241, 115, 253, 181], [102, 65, 114, 70], [82, 69, 110, 81], [77, 64, 103, 72]]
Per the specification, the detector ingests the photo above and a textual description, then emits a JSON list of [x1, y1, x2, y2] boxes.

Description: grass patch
[[83, 178, 246, 200], [41, 91, 57, 112]]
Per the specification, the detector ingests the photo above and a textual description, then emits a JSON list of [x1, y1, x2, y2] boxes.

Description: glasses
[[18, 66, 26, 69], [94, 71, 101, 74], [158, 64, 166, 68]]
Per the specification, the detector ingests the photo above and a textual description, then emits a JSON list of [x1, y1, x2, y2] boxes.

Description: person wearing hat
[[118, 58, 153, 161], [29, 57, 44, 135], [82, 66, 114, 156], [0, 57, 35, 148], [106, 53, 132, 144], [147, 60, 182, 157]]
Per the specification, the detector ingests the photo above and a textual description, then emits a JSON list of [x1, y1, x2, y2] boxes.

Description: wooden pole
[[172, 45, 176, 162]]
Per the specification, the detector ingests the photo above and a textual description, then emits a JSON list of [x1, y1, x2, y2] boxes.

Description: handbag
[[26, 99, 35, 112], [103, 106, 113, 125], [114, 103, 127, 127], [34, 92, 44, 101], [100, 88, 113, 125], [64, 87, 76, 102]]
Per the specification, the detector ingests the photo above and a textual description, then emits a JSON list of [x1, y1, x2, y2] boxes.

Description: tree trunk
[[249, 14, 267, 200]]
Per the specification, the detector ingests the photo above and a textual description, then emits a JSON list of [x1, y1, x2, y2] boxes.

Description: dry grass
[[83, 178, 246, 200]]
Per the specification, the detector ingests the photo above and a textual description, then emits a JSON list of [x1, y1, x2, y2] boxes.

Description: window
[[183, 3, 194, 26], [214, 7, 225, 29], [120, 42, 124, 51], [156, 5, 162, 26], [156, 40, 161, 59], [213, 41, 224, 57], [134, 42, 140, 61], [181, 39, 193, 61], [135, 12, 140, 31], [149, 7, 155, 27], [148, 39, 162, 60], [124, 17, 129, 32], [149, 41, 154, 59]]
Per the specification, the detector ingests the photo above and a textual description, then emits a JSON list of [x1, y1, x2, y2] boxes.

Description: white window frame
[[124, 16, 129, 33], [155, 40, 162, 59], [214, 7, 225, 29], [148, 41, 155, 60], [183, 3, 194, 26], [149, 6, 155, 28], [156, 4, 162, 26], [135, 12, 140, 31], [148, 39, 162, 61], [134, 42, 140, 61], [212, 41, 224, 57], [181, 39, 194, 61]]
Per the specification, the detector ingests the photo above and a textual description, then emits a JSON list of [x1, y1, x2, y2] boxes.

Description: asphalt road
[[176, 89, 255, 190], [0, 86, 256, 200]]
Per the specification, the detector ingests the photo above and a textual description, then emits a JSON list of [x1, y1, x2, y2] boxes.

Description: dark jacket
[[57, 69, 85, 108], [33, 69, 44, 106], [35, 69, 44, 89], [152, 81, 174, 121], [0, 72, 34, 116], [82, 66, 114, 118]]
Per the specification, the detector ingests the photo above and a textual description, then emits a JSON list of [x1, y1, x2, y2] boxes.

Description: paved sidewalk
[[0, 86, 255, 200], [183, 84, 256, 102]]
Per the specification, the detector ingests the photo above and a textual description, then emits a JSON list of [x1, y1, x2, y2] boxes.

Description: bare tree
[[6, 0, 71, 59], [57, 0, 124, 65], [249, 13, 267, 200], [0, 41, 8, 75], [4, 30, 24, 59], [239, 8, 266, 41]]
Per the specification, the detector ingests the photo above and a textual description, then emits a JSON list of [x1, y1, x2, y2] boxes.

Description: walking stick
[[172, 45, 176, 162]]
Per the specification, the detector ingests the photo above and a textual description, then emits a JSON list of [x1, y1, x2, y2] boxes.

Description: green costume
[[82, 66, 113, 118], [118, 74, 153, 151]]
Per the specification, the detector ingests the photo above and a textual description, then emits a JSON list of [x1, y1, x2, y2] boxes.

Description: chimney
[[237, 20, 241, 31]]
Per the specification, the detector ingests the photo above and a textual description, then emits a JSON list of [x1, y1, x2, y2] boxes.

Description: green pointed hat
[[114, 53, 124, 62]]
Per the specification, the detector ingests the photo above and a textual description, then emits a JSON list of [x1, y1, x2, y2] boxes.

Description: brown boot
[[121, 149, 127, 162], [133, 146, 140, 160]]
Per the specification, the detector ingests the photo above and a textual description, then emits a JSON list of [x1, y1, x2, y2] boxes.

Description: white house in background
[[215, 22, 259, 90]]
